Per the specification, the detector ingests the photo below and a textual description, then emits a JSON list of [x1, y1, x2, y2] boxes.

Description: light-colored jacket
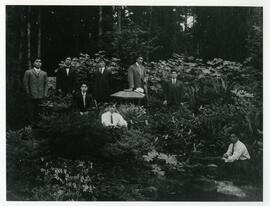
[[128, 63, 146, 89], [23, 68, 48, 99]]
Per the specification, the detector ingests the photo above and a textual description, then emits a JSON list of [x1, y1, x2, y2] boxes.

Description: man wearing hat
[[163, 69, 184, 107]]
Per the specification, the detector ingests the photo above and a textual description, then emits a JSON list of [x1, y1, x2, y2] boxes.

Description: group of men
[[23, 56, 251, 181]]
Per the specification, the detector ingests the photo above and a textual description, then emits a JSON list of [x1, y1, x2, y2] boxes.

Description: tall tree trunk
[[18, 7, 25, 69], [37, 8, 42, 58], [98, 6, 103, 48], [117, 6, 122, 33], [146, 6, 153, 61], [27, 6, 31, 70]]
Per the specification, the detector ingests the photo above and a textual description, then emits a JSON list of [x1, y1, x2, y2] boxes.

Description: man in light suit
[[163, 70, 184, 107], [128, 56, 148, 104], [23, 58, 48, 124]]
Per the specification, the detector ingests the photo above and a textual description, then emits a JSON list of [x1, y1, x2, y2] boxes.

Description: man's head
[[108, 104, 117, 113], [171, 70, 178, 79], [80, 83, 88, 93], [33, 58, 42, 69], [229, 133, 239, 144], [98, 60, 106, 68], [65, 57, 71, 66], [136, 56, 143, 65], [71, 57, 79, 67]]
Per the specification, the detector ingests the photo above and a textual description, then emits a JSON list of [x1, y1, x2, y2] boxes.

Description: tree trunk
[[37, 8, 42, 58], [18, 7, 25, 68], [146, 6, 153, 61], [98, 6, 103, 48], [27, 6, 31, 70], [117, 6, 122, 33]]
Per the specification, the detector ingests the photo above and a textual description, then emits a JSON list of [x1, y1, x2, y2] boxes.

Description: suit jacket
[[73, 92, 95, 112], [164, 79, 184, 105], [56, 66, 76, 93], [23, 68, 48, 99], [128, 63, 146, 89], [93, 68, 111, 102]]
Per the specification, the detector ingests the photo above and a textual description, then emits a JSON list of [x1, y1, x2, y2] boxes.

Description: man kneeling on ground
[[73, 83, 96, 115], [101, 105, 127, 128]]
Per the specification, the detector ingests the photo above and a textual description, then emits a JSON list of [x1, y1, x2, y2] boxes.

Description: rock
[[216, 181, 246, 198]]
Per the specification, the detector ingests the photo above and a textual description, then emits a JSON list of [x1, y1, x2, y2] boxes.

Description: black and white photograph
[[3, 1, 265, 203]]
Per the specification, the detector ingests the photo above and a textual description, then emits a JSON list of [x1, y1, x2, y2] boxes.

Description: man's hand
[[223, 153, 229, 158], [58, 89, 62, 93], [163, 100, 167, 105], [72, 90, 75, 94]]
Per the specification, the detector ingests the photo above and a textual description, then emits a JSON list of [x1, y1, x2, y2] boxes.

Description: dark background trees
[[6, 6, 262, 129]]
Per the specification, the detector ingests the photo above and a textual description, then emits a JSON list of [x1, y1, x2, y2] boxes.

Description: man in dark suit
[[73, 83, 96, 115], [128, 56, 148, 104], [93, 60, 112, 103], [23, 58, 48, 124], [163, 70, 184, 107], [56, 57, 76, 96]]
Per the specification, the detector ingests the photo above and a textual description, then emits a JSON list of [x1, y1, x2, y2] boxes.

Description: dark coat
[[23, 68, 48, 99], [93, 68, 111, 102], [128, 63, 146, 89], [164, 79, 184, 105], [56, 66, 76, 94], [73, 92, 95, 112]]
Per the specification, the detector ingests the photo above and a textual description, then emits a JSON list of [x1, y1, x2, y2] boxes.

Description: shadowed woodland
[[6, 6, 262, 201]]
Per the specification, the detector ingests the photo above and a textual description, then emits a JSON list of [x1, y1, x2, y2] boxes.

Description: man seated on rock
[[101, 104, 127, 128], [219, 133, 251, 182], [73, 82, 96, 115]]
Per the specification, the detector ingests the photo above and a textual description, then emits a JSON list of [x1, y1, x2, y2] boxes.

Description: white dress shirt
[[82, 92, 86, 107], [34, 67, 40, 74], [66, 68, 70, 76], [136, 62, 143, 76], [99, 67, 105, 74], [225, 140, 250, 162], [101, 111, 127, 127]]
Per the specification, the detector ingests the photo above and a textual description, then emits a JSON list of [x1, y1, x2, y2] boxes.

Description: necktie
[[110, 113, 113, 125], [232, 143, 235, 154]]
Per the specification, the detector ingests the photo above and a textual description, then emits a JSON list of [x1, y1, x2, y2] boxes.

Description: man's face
[[71, 59, 79, 67], [34, 59, 42, 68], [230, 134, 238, 143], [80, 84, 88, 93], [137, 57, 143, 64], [65, 57, 71, 66], [98, 61, 105, 68], [109, 106, 116, 113], [171, 72, 178, 79]]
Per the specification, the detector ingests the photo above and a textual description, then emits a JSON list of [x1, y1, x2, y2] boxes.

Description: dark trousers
[[28, 98, 42, 124], [218, 160, 249, 181]]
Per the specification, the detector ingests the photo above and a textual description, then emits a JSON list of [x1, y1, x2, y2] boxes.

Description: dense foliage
[[6, 52, 262, 200]]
